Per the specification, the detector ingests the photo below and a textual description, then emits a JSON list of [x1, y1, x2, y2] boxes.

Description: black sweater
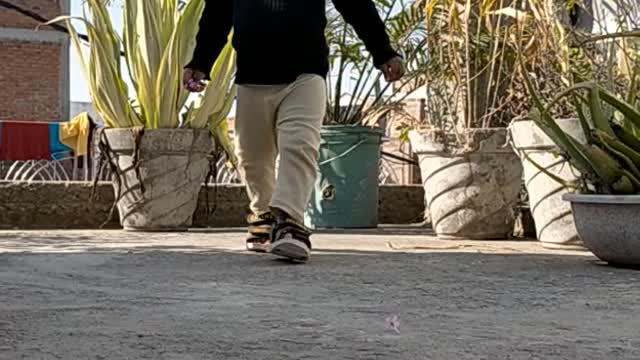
[[187, 0, 398, 85]]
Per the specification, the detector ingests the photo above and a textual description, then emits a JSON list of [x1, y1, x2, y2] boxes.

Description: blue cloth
[[48, 123, 72, 160]]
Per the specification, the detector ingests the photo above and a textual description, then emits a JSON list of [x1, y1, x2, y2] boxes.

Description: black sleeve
[[331, 0, 400, 68], [186, 0, 234, 79]]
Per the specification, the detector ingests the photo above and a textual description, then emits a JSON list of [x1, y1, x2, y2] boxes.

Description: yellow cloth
[[60, 112, 91, 156]]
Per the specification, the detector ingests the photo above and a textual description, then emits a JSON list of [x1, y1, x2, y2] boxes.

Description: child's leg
[[268, 74, 327, 261], [234, 85, 280, 216], [271, 74, 326, 222]]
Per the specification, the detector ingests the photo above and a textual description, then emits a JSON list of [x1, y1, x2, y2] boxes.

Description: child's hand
[[379, 57, 405, 82], [183, 68, 207, 92]]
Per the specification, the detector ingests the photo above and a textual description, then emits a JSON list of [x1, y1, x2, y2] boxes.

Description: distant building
[[70, 101, 102, 124], [0, 0, 70, 121]]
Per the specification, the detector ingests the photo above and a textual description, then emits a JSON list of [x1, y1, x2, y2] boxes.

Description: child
[[184, 0, 404, 262]]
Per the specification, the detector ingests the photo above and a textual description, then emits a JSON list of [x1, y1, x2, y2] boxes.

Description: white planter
[[509, 119, 586, 250], [102, 128, 213, 231], [409, 128, 522, 239]]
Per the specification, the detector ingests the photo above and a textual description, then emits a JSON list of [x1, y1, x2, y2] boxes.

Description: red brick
[[0, 41, 62, 121], [0, 1, 64, 121], [0, 0, 61, 30]]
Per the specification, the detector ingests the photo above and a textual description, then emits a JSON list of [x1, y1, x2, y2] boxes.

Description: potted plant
[[509, 0, 637, 249], [304, 0, 428, 229], [505, 0, 595, 249], [404, 0, 524, 239], [523, 27, 640, 266], [50, 0, 236, 231]]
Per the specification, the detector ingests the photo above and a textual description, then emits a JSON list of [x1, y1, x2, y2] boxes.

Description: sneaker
[[246, 212, 275, 253], [246, 236, 271, 253], [268, 209, 312, 262]]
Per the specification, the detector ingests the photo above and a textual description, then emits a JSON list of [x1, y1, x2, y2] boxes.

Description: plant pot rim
[[410, 127, 508, 135], [509, 118, 586, 150], [563, 193, 640, 204], [409, 127, 513, 156], [103, 127, 210, 132], [510, 117, 578, 123], [321, 124, 384, 133]]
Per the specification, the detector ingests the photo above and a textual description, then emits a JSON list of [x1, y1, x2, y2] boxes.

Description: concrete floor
[[1, 229, 639, 359]]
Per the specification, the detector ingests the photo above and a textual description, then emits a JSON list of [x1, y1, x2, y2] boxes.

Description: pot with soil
[[100, 128, 214, 231], [509, 118, 586, 250], [409, 128, 523, 239]]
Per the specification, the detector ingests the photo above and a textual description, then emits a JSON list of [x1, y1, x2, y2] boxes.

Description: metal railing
[[2, 155, 413, 184], [1, 151, 92, 182], [2, 146, 417, 185]]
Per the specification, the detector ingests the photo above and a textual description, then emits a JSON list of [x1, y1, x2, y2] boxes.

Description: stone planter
[[409, 128, 523, 239], [509, 119, 586, 250], [564, 194, 640, 267], [101, 128, 214, 231]]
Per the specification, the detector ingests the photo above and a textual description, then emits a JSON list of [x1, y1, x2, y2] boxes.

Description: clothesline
[[0, 113, 95, 161]]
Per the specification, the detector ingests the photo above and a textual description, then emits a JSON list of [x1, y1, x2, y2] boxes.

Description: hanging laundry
[[48, 123, 72, 160], [0, 121, 51, 161], [60, 112, 91, 157]]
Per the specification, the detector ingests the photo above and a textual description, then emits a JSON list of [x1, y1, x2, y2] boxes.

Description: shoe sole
[[246, 241, 270, 253], [269, 238, 310, 262]]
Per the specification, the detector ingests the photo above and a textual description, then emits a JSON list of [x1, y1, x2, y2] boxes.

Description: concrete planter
[[409, 128, 522, 239], [564, 194, 640, 267], [102, 128, 214, 231], [509, 119, 586, 250]]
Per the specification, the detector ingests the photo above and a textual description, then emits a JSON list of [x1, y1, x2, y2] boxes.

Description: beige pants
[[235, 74, 327, 222]]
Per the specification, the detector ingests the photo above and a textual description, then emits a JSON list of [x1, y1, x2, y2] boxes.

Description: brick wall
[[0, 0, 60, 29], [0, 41, 62, 120], [381, 98, 422, 185], [0, 0, 68, 122]]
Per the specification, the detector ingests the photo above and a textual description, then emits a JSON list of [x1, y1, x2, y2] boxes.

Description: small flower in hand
[[183, 68, 207, 93]]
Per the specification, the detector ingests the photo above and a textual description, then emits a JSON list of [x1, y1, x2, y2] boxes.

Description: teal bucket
[[304, 125, 383, 229]]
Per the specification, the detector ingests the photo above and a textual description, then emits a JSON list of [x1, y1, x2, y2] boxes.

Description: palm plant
[[411, 0, 626, 142], [324, 0, 428, 126], [409, 0, 524, 139], [45, 0, 236, 158]]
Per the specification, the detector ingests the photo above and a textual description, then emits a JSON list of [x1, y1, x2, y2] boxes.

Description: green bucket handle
[[317, 137, 367, 167]]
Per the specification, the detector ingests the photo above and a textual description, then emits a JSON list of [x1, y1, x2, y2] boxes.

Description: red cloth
[[0, 121, 51, 161]]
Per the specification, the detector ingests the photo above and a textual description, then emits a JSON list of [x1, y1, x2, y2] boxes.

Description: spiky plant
[[523, 27, 640, 194], [45, 0, 236, 160], [324, 0, 429, 126]]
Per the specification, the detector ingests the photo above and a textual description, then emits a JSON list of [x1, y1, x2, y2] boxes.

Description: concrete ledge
[[0, 28, 68, 43], [0, 182, 427, 229]]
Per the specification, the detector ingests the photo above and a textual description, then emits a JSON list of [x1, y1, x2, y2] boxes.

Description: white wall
[[69, 101, 102, 125]]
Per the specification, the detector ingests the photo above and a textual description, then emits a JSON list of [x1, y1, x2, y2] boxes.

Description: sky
[[67, 0, 367, 104], [69, 0, 122, 102], [67, 0, 629, 103]]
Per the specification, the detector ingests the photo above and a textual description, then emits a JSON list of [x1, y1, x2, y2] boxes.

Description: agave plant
[[523, 28, 640, 194], [44, 0, 236, 160]]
